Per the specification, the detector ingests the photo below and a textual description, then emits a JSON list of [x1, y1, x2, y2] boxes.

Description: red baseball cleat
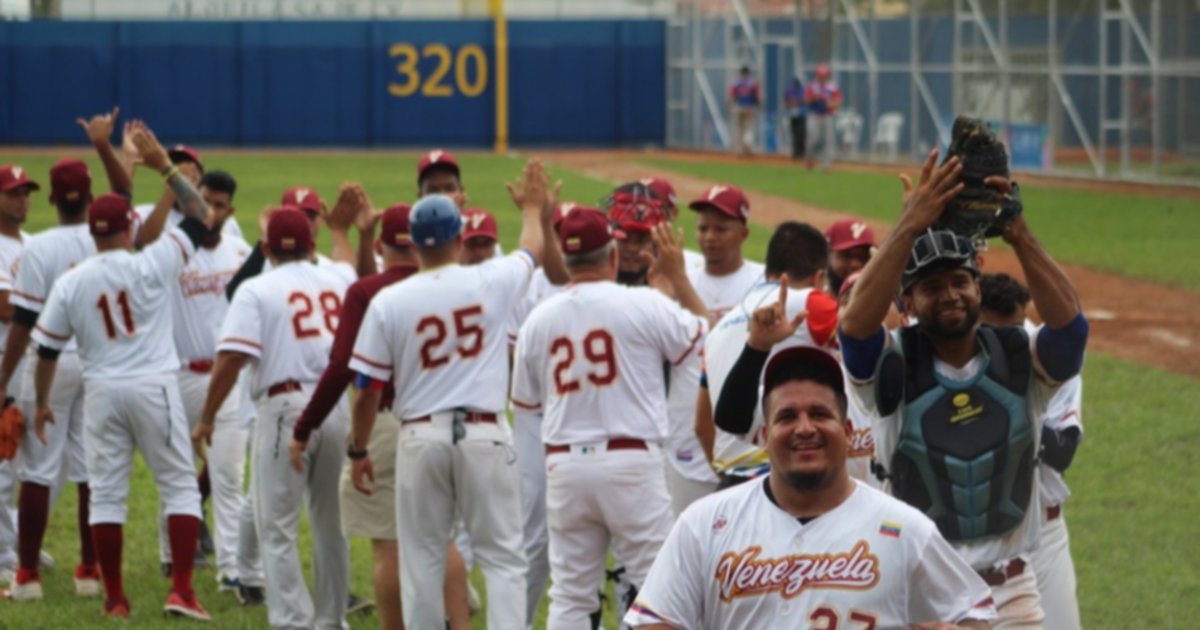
[[163, 590, 211, 622], [102, 598, 131, 618]]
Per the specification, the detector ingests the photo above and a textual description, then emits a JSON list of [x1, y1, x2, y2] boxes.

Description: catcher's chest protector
[[879, 325, 1035, 543]]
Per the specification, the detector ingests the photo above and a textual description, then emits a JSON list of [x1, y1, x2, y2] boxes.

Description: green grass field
[[0, 149, 1196, 628]]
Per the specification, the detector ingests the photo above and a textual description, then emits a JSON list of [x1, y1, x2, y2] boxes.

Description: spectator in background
[[783, 76, 807, 160], [727, 66, 761, 157], [805, 64, 842, 172]]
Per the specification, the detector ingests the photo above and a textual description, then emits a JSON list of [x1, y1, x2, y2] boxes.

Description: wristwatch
[[347, 445, 368, 460]]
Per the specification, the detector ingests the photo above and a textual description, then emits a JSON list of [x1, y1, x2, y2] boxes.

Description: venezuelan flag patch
[[879, 522, 902, 538]]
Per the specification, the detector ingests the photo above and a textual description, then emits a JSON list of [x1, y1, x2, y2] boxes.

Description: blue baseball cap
[[409, 194, 463, 248]]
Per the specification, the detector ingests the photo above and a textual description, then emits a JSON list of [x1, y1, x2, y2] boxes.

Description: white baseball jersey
[[216, 261, 352, 399], [134, 203, 244, 241], [0, 232, 27, 349], [262, 253, 356, 286], [686, 259, 764, 328], [849, 326, 1059, 568], [11, 224, 96, 353], [511, 281, 707, 445], [506, 267, 562, 345], [625, 480, 996, 629], [350, 251, 535, 419], [171, 235, 253, 362], [32, 229, 194, 379], [703, 282, 843, 476], [683, 249, 704, 274]]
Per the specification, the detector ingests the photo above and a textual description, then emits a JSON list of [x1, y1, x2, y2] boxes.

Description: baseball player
[[31, 143, 214, 621], [511, 209, 709, 626], [701, 223, 839, 487], [348, 183, 551, 629], [980, 272, 1083, 630], [460, 208, 499, 265], [838, 150, 1088, 626], [825, 218, 874, 296], [625, 345, 996, 629], [0, 159, 100, 601], [418, 148, 468, 204], [805, 64, 842, 171], [0, 163, 32, 588], [132, 143, 244, 248], [197, 207, 354, 629]]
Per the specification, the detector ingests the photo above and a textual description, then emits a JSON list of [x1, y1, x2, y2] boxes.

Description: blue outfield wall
[[0, 19, 665, 147]]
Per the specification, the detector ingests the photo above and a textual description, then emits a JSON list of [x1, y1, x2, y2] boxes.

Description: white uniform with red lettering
[[625, 479, 997, 629], [157, 234, 255, 585], [511, 280, 707, 626], [12, 225, 94, 493], [133, 203, 244, 241], [351, 251, 535, 630], [217, 260, 352, 630], [506, 266, 565, 621], [31, 228, 201, 527], [0, 232, 26, 573], [664, 259, 766, 515]]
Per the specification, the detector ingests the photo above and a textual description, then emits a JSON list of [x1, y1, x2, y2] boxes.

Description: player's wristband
[[347, 446, 368, 460], [161, 165, 180, 179]]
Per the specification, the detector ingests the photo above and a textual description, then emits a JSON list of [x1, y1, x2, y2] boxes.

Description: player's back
[[231, 261, 351, 398], [41, 232, 189, 378], [365, 254, 533, 419], [514, 281, 705, 444], [12, 224, 95, 310]]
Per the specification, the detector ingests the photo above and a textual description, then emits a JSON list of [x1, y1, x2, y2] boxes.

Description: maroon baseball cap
[[689, 184, 750, 222], [0, 165, 40, 193], [167, 145, 204, 172], [380, 203, 413, 248], [49, 158, 92, 203], [280, 186, 323, 216], [88, 193, 134, 237], [267, 207, 315, 253], [417, 149, 460, 185], [639, 177, 677, 210], [762, 345, 845, 401], [559, 207, 613, 255], [825, 219, 875, 251], [462, 209, 498, 242]]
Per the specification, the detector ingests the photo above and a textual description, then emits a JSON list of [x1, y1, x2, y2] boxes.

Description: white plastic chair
[[873, 112, 905, 162], [835, 111, 864, 158]]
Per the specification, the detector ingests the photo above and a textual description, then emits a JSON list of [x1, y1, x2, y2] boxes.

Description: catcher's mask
[[902, 229, 979, 293]]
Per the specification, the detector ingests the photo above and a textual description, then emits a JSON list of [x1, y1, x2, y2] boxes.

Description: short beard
[[919, 303, 980, 340], [617, 267, 648, 287], [783, 469, 835, 492]]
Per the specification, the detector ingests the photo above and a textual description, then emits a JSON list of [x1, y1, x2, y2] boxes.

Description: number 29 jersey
[[217, 260, 352, 399], [349, 252, 536, 420], [510, 281, 707, 446]]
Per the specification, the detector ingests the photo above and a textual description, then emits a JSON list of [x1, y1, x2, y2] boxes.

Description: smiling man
[[625, 344, 995, 629]]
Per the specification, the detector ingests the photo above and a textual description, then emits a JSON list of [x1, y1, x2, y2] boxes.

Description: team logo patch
[[714, 540, 880, 602], [879, 522, 902, 538], [282, 237, 296, 248], [294, 189, 310, 203], [95, 220, 108, 230], [707, 185, 728, 201], [469, 213, 487, 230], [950, 392, 984, 425], [851, 222, 868, 239], [428, 149, 443, 163], [11, 167, 23, 180], [712, 516, 728, 532]]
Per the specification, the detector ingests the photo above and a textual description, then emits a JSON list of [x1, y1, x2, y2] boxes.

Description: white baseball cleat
[[74, 564, 102, 597], [0, 567, 14, 586], [6, 575, 43, 601]]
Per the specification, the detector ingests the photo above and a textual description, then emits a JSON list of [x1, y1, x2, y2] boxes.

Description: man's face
[[616, 230, 654, 275], [766, 380, 850, 491], [829, 245, 871, 285], [906, 268, 982, 340], [419, 170, 462, 196], [302, 209, 321, 239], [200, 187, 233, 231], [0, 187, 31, 226], [178, 161, 202, 186], [461, 236, 495, 266], [696, 210, 747, 267]]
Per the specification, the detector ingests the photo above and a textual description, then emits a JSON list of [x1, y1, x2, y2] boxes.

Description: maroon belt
[[403, 412, 497, 425], [977, 558, 1026, 587], [186, 359, 214, 374], [545, 438, 648, 455], [267, 381, 302, 398], [1047, 504, 1062, 521]]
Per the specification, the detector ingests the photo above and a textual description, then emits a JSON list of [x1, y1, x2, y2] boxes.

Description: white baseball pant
[[238, 471, 264, 588], [513, 410, 550, 622], [0, 459, 15, 570], [253, 387, 349, 630], [1031, 506, 1081, 630], [988, 558, 1045, 629], [158, 368, 249, 583], [17, 351, 87, 487], [545, 443, 674, 628], [664, 460, 717, 518], [807, 115, 837, 169], [83, 373, 201, 525], [394, 414, 527, 630]]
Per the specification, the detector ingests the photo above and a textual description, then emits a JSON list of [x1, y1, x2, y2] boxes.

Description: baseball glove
[[0, 400, 23, 461], [937, 115, 1023, 239]]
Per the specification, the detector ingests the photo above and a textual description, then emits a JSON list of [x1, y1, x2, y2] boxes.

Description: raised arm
[[352, 188, 381, 278], [131, 127, 210, 225], [648, 223, 707, 320], [540, 179, 569, 285], [76, 106, 132, 197], [506, 159, 550, 267], [324, 184, 360, 267], [839, 150, 963, 339]]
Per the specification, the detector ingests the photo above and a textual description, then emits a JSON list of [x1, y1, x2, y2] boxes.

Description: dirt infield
[[547, 150, 1200, 380]]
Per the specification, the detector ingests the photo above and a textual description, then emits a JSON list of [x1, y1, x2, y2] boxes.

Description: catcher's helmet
[[901, 229, 979, 293], [409, 194, 463, 248]]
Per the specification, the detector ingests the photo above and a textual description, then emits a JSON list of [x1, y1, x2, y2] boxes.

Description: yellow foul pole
[[490, 0, 509, 154]]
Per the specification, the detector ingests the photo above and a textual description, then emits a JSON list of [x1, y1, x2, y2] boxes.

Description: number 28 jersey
[[217, 260, 352, 399], [349, 252, 536, 420], [510, 281, 707, 445]]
